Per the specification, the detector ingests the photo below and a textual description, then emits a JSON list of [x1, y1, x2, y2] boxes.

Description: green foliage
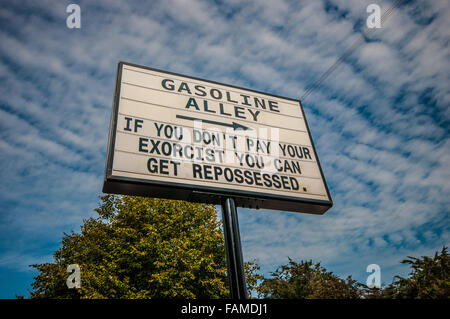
[[381, 246, 450, 299], [257, 247, 450, 299], [28, 194, 449, 299], [256, 258, 362, 299], [244, 260, 264, 298], [30, 195, 229, 299]]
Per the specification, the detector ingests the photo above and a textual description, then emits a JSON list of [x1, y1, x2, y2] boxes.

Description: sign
[[103, 62, 332, 214]]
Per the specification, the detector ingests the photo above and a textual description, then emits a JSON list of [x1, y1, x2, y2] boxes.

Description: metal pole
[[221, 197, 248, 299]]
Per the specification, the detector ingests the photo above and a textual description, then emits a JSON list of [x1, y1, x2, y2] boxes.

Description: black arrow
[[176, 114, 252, 130]]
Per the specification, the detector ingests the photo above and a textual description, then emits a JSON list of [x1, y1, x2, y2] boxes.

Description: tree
[[28, 193, 449, 299], [382, 246, 449, 299], [256, 259, 363, 299], [30, 195, 230, 298], [244, 260, 264, 298]]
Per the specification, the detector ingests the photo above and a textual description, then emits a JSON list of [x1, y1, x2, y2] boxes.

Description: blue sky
[[0, 0, 449, 298]]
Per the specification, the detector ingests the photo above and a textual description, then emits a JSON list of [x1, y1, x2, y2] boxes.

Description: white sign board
[[103, 62, 332, 214]]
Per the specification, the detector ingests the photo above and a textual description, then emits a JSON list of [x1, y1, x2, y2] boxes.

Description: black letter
[[124, 117, 132, 131], [269, 100, 279, 112], [159, 159, 169, 174], [240, 94, 251, 106], [281, 175, 290, 190], [178, 82, 192, 94], [147, 158, 158, 173], [303, 147, 312, 160], [193, 164, 202, 178], [244, 170, 254, 185], [210, 88, 222, 100], [194, 85, 207, 96], [214, 166, 223, 180], [234, 169, 244, 183], [161, 79, 175, 91], [134, 119, 143, 132], [263, 174, 272, 187], [139, 137, 148, 152], [272, 174, 281, 189], [186, 97, 200, 110], [234, 106, 246, 119], [290, 177, 299, 190], [203, 165, 213, 180]]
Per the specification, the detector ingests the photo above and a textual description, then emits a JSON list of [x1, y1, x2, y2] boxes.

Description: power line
[[301, 0, 405, 101]]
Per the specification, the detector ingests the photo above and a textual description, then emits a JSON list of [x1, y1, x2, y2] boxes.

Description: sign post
[[103, 61, 333, 298], [221, 197, 247, 299]]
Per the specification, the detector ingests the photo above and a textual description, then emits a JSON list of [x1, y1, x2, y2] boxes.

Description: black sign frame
[[103, 61, 333, 214]]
